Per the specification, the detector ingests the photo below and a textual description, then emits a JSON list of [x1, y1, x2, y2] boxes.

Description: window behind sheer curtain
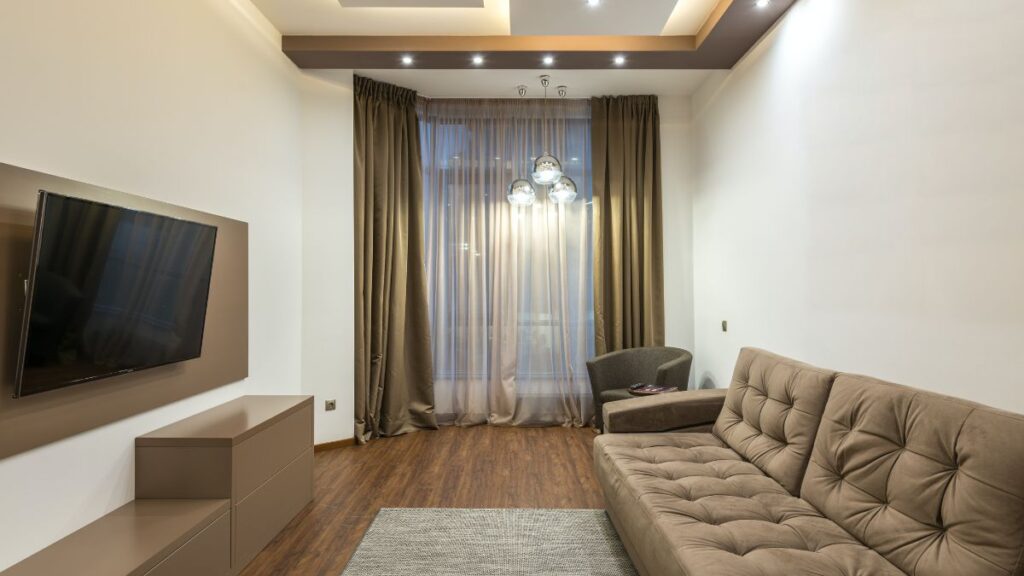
[[419, 98, 595, 427]]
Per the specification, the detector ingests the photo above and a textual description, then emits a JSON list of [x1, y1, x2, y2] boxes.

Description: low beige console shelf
[[1, 499, 230, 576], [136, 395, 314, 574], [0, 395, 312, 576]]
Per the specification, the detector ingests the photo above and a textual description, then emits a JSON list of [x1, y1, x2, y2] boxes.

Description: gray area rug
[[342, 508, 638, 576]]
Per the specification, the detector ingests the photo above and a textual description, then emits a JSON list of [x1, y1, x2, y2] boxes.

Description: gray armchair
[[586, 346, 693, 431]]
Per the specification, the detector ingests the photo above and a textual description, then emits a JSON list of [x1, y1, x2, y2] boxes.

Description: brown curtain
[[354, 75, 438, 443], [591, 95, 665, 356]]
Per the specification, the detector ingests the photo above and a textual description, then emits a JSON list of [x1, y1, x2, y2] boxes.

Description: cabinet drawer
[[136, 446, 232, 499], [233, 448, 313, 571], [232, 404, 312, 501], [145, 510, 230, 576]]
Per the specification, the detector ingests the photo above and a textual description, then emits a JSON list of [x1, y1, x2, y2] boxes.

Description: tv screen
[[14, 192, 218, 397]]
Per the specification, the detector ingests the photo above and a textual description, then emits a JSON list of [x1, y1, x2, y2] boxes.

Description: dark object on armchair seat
[[628, 384, 678, 396], [586, 347, 692, 431], [594, 347, 1024, 576]]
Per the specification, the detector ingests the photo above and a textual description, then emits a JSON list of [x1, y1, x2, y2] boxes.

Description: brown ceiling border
[[282, 0, 795, 70]]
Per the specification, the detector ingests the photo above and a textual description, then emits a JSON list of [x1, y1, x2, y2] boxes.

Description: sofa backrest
[[802, 374, 1024, 576], [712, 348, 836, 495]]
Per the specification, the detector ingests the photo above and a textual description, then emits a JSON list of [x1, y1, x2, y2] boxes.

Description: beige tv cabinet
[[136, 395, 314, 574], [1, 395, 312, 576]]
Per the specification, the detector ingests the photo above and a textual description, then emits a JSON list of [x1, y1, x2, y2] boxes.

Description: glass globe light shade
[[531, 154, 563, 185], [507, 178, 537, 206], [548, 176, 578, 204]]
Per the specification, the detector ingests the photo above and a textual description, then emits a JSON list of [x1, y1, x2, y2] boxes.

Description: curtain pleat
[[420, 98, 595, 427], [354, 75, 438, 443], [591, 95, 665, 355]]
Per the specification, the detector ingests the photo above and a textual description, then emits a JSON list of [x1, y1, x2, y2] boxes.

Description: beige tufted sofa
[[594, 347, 1024, 576]]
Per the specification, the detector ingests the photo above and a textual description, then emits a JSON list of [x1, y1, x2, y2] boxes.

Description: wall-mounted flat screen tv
[[14, 192, 218, 397]]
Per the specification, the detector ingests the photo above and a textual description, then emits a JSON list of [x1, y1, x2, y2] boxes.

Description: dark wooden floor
[[241, 425, 604, 576]]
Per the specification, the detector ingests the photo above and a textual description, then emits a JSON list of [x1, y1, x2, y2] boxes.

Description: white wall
[[0, 0, 307, 569], [660, 97, 696, 386], [692, 0, 1024, 409], [299, 70, 356, 444]]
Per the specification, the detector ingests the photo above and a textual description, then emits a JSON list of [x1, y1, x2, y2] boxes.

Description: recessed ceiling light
[[755, 0, 770, 7], [586, 0, 600, 6], [472, 55, 484, 65], [613, 55, 626, 66], [542, 55, 554, 66], [401, 55, 414, 65]]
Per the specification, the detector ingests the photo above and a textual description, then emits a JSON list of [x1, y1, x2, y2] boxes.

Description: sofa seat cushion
[[595, 432, 904, 576]]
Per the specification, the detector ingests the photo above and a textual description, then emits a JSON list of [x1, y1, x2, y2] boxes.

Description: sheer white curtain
[[420, 98, 594, 427]]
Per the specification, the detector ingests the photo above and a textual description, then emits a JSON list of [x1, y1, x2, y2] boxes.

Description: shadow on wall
[[0, 206, 34, 399], [698, 372, 718, 390]]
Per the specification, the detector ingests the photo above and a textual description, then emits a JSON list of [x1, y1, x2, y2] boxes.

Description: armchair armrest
[[654, 354, 693, 389], [602, 389, 728, 434]]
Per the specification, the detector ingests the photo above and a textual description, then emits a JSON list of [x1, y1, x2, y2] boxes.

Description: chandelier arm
[[542, 79, 548, 154]]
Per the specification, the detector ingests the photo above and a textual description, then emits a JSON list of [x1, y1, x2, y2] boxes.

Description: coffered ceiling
[[250, 0, 510, 36], [250, 0, 794, 70], [250, 0, 724, 37], [509, 0, 680, 36]]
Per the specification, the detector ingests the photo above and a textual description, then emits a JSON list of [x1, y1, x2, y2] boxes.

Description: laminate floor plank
[[240, 425, 603, 576]]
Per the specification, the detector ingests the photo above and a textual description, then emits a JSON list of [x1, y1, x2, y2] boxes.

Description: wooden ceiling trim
[[284, 35, 697, 53], [696, 0, 734, 48]]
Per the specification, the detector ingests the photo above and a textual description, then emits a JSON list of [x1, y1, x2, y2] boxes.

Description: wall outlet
[[721, 320, 728, 332], [325, 399, 336, 411]]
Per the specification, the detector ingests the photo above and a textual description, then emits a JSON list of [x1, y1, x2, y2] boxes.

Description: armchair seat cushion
[[594, 433, 903, 576], [599, 388, 635, 404]]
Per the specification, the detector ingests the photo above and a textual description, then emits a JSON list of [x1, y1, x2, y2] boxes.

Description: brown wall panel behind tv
[[0, 162, 248, 459]]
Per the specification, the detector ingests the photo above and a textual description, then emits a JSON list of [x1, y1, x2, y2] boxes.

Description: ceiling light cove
[[511, 0, 677, 36], [339, 1, 484, 6]]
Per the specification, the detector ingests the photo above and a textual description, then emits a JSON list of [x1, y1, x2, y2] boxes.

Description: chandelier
[[506, 75, 578, 206]]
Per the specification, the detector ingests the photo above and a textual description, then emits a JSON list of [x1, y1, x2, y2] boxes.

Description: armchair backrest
[[587, 346, 692, 394]]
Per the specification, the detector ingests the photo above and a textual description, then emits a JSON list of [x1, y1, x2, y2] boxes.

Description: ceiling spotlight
[[755, 0, 770, 7], [472, 55, 484, 65], [542, 55, 554, 66], [586, 0, 600, 6], [401, 55, 414, 65], [613, 55, 626, 66]]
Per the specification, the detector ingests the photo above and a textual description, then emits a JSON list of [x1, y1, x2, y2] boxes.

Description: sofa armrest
[[602, 389, 728, 434]]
